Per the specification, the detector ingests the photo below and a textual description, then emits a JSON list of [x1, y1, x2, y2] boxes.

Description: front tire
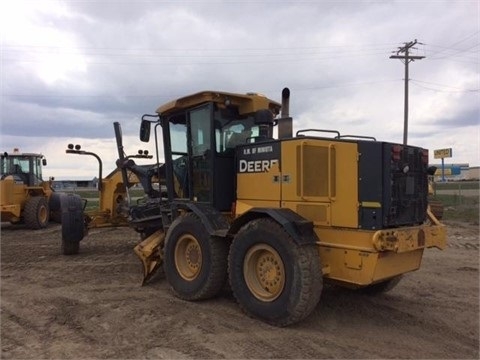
[[164, 213, 228, 300], [60, 194, 84, 255], [228, 218, 323, 327], [24, 196, 49, 229]]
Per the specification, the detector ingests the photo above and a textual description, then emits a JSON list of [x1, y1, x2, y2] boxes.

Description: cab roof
[[2, 152, 43, 158], [156, 90, 281, 117]]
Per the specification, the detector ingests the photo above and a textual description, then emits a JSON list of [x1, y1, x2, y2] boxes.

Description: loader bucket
[[134, 230, 165, 285]]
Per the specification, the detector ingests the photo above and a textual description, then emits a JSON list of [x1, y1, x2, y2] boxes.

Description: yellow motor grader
[[62, 88, 446, 326], [0, 149, 60, 229]]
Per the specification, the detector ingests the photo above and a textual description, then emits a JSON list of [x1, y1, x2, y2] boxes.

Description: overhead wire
[[410, 79, 480, 93], [4, 78, 401, 99], [2, 34, 478, 98], [2, 42, 396, 66], [427, 30, 480, 58]]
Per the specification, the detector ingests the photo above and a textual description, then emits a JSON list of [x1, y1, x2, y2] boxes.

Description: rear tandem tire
[[163, 213, 228, 301], [228, 218, 323, 327], [24, 196, 50, 229], [60, 194, 84, 255]]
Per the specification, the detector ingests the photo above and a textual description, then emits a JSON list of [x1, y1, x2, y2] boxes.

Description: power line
[[410, 79, 480, 93], [2, 43, 397, 52], [1, 50, 390, 66], [2, 78, 401, 99], [1, 43, 395, 65], [427, 31, 480, 58], [428, 43, 480, 60], [427, 42, 480, 54]]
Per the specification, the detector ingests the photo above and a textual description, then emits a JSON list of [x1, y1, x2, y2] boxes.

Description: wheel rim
[[39, 205, 48, 224], [174, 234, 202, 281], [244, 244, 285, 302]]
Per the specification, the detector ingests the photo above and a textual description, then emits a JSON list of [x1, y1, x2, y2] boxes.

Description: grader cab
[[62, 88, 447, 326]]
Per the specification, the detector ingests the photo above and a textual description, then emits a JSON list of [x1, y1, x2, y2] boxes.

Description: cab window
[[190, 107, 211, 156]]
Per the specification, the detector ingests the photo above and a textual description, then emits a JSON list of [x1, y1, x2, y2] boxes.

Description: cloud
[[1, 0, 479, 180]]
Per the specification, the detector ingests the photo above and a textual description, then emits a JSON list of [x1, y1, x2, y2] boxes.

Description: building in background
[[432, 164, 479, 181], [52, 177, 98, 190]]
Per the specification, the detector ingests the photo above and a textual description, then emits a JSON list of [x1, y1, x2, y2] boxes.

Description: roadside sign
[[434, 148, 452, 159], [433, 148, 453, 182]]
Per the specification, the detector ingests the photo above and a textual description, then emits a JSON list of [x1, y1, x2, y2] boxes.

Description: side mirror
[[140, 120, 151, 142], [42, 159, 47, 166]]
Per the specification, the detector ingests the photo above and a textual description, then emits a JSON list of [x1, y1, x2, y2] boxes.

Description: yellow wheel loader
[[62, 88, 446, 326], [0, 149, 59, 229]]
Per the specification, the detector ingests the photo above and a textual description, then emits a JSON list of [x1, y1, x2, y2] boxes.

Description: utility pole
[[390, 39, 425, 145]]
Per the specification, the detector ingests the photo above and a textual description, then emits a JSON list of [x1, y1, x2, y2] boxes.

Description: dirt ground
[[1, 220, 478, 359]]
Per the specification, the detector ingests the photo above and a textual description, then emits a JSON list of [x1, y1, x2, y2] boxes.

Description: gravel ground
[[1, 220, 478, 359]]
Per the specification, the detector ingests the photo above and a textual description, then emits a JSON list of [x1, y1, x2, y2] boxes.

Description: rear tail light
[[392, 145, 403, 162], [422, 149, 429, 164]]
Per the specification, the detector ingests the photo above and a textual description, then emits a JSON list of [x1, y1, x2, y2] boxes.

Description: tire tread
[[60, 194, 84, 255], [24, 196, 49, 229], [229, 218, 322, 326], [164, 213, 228, 301]]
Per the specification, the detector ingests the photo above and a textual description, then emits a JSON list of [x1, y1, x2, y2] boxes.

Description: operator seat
[[227, 130, 252, 149], [12, 164, 29, 184]]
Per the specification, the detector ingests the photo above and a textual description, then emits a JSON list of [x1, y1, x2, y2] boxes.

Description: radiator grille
[[296, 145, 336, 197]]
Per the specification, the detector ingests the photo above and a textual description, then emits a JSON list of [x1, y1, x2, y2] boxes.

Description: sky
[[1, 0, 479, 180]]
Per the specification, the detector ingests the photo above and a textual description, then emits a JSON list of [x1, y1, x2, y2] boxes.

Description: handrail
[[296, 128, 376, 141], [296, 129, 340, 138], [337, 135, 376, 141]]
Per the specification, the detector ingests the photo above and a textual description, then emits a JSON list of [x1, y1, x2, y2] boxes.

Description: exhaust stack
[[278, 87, 293, 139]]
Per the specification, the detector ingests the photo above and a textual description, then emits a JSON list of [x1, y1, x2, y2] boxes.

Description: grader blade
[[134, 230, 165, 285]]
